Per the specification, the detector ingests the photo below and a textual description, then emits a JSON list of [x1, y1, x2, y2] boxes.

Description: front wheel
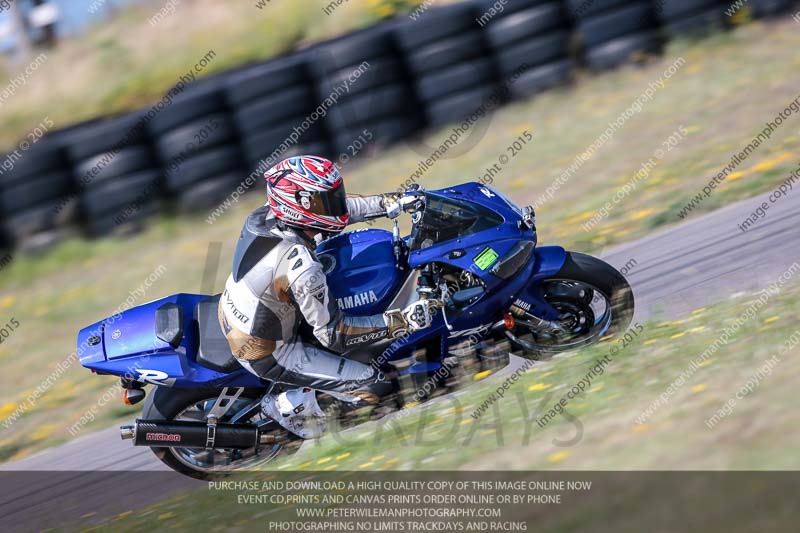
[[516, 252, 634, 356]]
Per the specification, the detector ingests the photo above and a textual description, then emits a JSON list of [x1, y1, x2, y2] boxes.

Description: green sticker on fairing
[[473, 247, 499, 270]]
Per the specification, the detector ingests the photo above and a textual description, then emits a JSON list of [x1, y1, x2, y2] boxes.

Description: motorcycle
[[77, 182, 633, 479]]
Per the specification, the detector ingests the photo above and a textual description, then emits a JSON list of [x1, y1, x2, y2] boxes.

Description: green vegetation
[[2, 16, 800, 462], [74, 274, 800, 530], [251, 275, 800, 472], [0, 0, 425, 150]]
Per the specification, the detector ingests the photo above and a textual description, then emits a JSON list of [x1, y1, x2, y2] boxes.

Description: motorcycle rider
[[218, 155, 438, 406]]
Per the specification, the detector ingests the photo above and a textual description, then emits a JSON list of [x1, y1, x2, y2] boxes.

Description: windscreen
[[409, 192, 504, 250]]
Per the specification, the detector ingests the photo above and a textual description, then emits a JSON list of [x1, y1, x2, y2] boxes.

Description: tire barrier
[[750, 0, 797, 17], [0, 136, 73, 248], [481, 0, 573, 97], [61, 112, 162, 236], [397, 3, 498, 127], [225, 53, 329, 173], [1, 0, 795, 251], [311, 22, 420, 159], [568, 0, 662, 70], [654, 0, 731, 38], [149, 84, 246, 214]]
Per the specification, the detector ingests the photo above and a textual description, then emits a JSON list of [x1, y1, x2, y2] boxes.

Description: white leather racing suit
[[218, 195, 394, 402]]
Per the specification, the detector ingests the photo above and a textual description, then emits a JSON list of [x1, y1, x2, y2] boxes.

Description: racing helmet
[[265, 155, 349, 234]]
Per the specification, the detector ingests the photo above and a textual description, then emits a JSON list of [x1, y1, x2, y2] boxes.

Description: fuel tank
[[316, 229, 405, 315]]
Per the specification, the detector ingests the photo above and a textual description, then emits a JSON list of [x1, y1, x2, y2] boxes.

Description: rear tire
[[141, 386, 286, 480]]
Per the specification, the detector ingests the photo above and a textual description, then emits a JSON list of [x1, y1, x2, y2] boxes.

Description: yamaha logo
[[513, 299, 532, 312], [337, 290, 378, 310], [111, 329, 122, 340]]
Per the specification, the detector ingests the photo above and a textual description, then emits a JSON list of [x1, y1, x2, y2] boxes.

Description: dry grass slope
[[1, 15, 799, 462]]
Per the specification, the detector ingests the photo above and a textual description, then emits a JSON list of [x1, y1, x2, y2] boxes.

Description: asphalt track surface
[[2, 187, 798, 530]]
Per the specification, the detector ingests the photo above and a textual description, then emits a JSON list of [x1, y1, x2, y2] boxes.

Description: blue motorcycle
[[78, 182, 633, 478]]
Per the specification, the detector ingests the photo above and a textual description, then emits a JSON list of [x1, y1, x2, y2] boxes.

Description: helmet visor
[[297, 185, 348, 217]]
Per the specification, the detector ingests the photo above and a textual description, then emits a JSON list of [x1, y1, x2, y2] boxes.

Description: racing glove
[[383, 193, 425, 219], [384, 299, 441, 339]]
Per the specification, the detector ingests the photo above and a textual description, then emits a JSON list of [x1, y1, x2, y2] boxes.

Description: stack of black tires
[[226, 54, 328, 175], [396, 3, 497, 127], [654, 0, 730, 37], [149, 84, 244, 212], [63, 113, 161, 236], [480, 0, 572, 99], [4, 0, 800, 255], [569, 0, 661, 70], [750, 0, 797, 17], [0, 138, 73, 248], [311, 23, 419, 159]]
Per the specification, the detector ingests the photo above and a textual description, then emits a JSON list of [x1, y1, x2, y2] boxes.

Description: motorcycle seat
[[194, 294, 242, 374]]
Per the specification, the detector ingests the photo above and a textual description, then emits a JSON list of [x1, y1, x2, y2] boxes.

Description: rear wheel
[[515, 252, 634, 357], [141, 387, 298, 480]]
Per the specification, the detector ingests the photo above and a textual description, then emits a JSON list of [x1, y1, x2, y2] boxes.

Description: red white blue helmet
[[265, 155, 349, 233]]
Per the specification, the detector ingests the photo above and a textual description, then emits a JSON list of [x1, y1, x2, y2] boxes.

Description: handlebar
[[400, 189, 426, 215]]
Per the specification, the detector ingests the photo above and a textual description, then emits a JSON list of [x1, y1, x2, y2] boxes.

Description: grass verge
[[1, 17, 799, 461], [0, 0, 423, 149], [76, 273, 800, 530]]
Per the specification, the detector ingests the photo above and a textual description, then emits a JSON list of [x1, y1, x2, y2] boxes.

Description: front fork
[[509, 245, 567, 322], [501, 246, 568, 352]]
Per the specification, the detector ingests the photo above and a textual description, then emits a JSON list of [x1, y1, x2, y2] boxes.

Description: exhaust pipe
[[120, 419, 274, 449]]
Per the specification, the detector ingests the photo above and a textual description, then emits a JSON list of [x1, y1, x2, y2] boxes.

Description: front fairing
[[408, 183, 536, 291]]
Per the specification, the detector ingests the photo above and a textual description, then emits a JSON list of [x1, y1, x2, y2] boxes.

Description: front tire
[[554, 251, 634, 337], [515, 252, 634, 356]]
